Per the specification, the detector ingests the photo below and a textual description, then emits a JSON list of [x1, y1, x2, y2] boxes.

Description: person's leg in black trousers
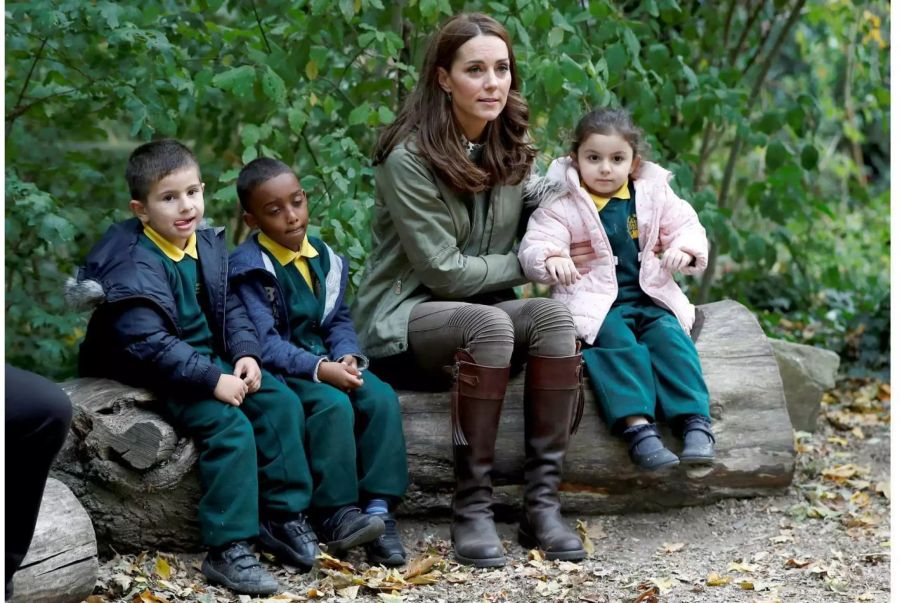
[[5, 365, 73, 598]]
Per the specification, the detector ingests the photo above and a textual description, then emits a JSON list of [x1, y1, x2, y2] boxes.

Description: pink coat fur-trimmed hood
[[518, 156, 709, 344]]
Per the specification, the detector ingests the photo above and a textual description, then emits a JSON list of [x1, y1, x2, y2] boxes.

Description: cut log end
[[10, 478, 98, 603]]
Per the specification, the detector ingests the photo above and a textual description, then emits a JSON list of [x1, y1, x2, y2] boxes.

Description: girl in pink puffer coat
[[519, 108, 715, 471]]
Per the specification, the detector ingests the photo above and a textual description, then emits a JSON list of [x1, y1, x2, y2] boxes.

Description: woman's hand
[[546, 256, 581, 286], [569, 241, 598, 275]]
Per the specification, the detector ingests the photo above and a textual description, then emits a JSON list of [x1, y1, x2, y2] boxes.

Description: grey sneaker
[[201, 541, 278, 595]]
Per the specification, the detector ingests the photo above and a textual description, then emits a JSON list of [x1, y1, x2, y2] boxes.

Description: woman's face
[[437, 34, 511, 142]]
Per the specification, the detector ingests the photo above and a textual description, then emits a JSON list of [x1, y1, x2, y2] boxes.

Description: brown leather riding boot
[[450, 350, 509, 568], [518, 352, 587, 561]]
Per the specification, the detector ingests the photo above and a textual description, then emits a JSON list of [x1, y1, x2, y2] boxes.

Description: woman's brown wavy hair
[[372, 13, 536, 192]]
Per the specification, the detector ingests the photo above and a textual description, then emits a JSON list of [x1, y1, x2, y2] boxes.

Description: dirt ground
[[88, 378, 890, 603]]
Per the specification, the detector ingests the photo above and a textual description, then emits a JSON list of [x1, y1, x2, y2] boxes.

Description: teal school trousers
[[161, 359, 313, 547], [285, 369, 409, 510], [582, 301, 710, 433]]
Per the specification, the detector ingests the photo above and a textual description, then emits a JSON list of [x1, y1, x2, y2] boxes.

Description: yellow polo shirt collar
[[258, 232, 318, 289], [143, 225, 198, 261], [583, 180, 630, 212]]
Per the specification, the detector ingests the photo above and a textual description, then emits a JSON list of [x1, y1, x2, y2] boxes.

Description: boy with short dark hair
[[229, 157, 409, 566], [75, 140, 320, 595]]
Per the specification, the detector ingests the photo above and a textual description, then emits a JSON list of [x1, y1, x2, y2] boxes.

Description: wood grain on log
[[53, 299, 795, 552], [10, 478, 98, 603]]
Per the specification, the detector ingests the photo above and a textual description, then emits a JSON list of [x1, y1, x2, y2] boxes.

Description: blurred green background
[[5, 0, 889, 380]]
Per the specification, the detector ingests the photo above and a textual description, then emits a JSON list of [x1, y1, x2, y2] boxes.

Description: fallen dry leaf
[[558, 560, 582, 573], [822, 464, 865, 483], [576, 519, 595, 556], [316, 552, 355, 572], [527, 548, 545, 562], [850, 491, 871, 507], [649, 576, 675, 594], [785, 558, 812, 569], [727, 561, 758, 573], [154, 555, 171, 580], [660, 542, 685, 554], [874, 480, 890, 500], [706, 572, 731, 586], [843, 513, 879, 528], [739, 580, 755, 590], [402, 554, 441, 580], [634, 582, 659, 603], [133, 590, 170, 603]]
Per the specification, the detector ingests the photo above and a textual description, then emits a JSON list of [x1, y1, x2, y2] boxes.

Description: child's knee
[[316, 391, 355, 424]]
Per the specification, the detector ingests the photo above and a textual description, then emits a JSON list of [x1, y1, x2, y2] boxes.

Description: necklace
[[462, 136, 484, 155]]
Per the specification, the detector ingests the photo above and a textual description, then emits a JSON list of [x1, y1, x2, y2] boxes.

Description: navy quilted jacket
[[76, 218, 261, 400], [228, 233, 366, 380]]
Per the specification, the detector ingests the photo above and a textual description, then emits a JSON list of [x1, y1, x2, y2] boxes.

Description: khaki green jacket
[[351, 141, 531, 358]]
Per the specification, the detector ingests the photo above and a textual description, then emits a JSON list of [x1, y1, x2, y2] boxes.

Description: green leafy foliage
[[5, 0, 889, 378]]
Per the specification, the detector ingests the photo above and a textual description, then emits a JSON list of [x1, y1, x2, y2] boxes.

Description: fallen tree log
[[9, 478, 98, 603], [53, 299, 795, 553]]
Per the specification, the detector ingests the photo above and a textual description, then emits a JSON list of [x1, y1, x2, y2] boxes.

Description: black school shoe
[[201, 540, 279, 595], [365, 513, 407, 566], [679, 415, 716, 464], [318, 505, 385, 556], [622, 423, 680, 470], [258, 514, 320, 570]]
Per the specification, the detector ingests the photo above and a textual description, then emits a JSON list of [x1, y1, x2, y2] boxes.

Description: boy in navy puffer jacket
[[75, 140, 318, 595], [229, 157, 409, 566]]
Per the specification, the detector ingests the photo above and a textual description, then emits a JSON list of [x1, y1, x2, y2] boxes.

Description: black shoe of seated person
[[365, 513, 407, 566], [318, 505, 385, 556], [622, 423, 680, 471], [679, 414, 716, 464], [201, 540, 279, 595], [258, 514, 320, 570]]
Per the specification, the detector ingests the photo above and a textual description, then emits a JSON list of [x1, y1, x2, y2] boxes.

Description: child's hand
[[233, 356, 262, 393], [215, 374, 248, 406], [339, 354, 359, 373], [661, 248, 693, 272], [546, 256, 581, 286], [317, 361, 364, 392]]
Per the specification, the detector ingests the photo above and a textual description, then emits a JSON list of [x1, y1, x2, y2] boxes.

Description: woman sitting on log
[[351, 12, 585, 567]]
